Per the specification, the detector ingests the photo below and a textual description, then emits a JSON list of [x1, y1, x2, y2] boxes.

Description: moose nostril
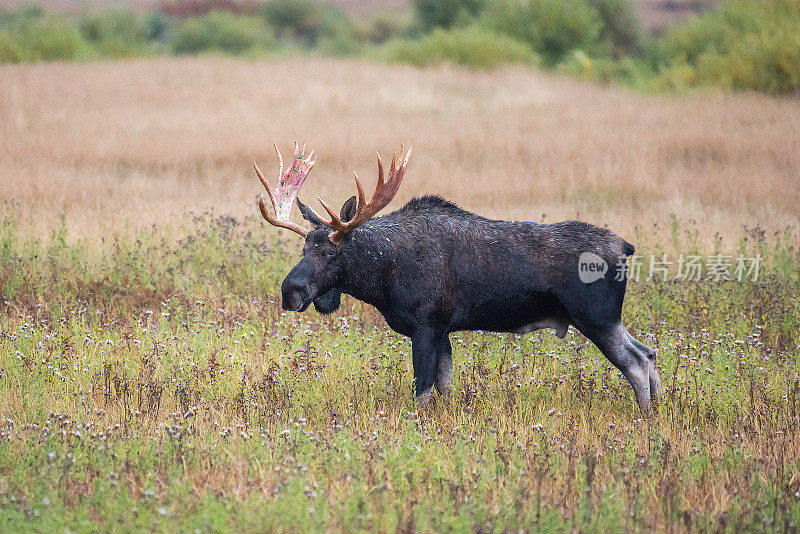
[[281, 284, 306, 311], [281, 295, 299, 311]]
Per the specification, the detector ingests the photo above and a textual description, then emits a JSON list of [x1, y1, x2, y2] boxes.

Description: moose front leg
[[411, 328, 439, 411]]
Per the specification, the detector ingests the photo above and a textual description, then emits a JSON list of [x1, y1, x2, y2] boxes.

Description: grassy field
[[1, 57, 799, 531], [2, 58, 798, 242]]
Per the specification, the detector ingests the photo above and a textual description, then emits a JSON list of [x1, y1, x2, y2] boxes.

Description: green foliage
[[171, 11, 273, 55], [412, 0, 486, 32], [21, 16, 86, 61], [259, 0, 354, 48], [0, 29, 23, 62], [315, 7, 360, 55], [143, 11, 170, 42], [0, 6, 87, 61], [483, 0, 607, 66], [586, 0, 641, 55], [259, 0, 319, 35], [693, 24, 800, 93], [379, 25, 536, 68], [558, 51, 658, 90], [660, 0, 786, 63], [358, 11, 411, 45], [0, 0, 798, 95], [79, 9, 160, 58], [656, 0, 800, 93], [0, 3, 44, 26]]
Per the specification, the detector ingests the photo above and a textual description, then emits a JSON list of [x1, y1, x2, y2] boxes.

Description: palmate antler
[[255, 142, 317, 238], [305, 144, 412, 244], [256, 143, 411, 243]]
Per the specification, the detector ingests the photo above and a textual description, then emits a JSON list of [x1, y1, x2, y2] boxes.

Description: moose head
[[254, 142, 411, 315]]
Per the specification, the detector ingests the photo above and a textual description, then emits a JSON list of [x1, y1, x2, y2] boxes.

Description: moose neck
[[338, 225, 395, 310]]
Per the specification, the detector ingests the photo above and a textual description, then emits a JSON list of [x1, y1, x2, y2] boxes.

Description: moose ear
[[296, 198, 323, 227], [340, 196, 358, 222]]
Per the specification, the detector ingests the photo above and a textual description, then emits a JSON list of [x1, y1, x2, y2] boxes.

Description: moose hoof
[[416, 388, 434, 413]]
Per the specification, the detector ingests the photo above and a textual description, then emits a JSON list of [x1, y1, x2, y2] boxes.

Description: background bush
[[587, 0, 641, 56], [358, 11, 410, 45], [412, 0, 486, 32], [1, 7, 88, 61], [0, 0, 797, 94], [20, 16, 86, 61], [483, 0, 608, 66], [0, 29, 24, 62], [171, 10, 272, 55], [79, 9, 161, 58], [378, 24, 536, 68], [656, 0, 800, 93], [259, 0, 354, 48]]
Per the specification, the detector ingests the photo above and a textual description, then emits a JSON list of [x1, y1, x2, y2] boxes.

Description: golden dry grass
[[1, 57, 798, 245]]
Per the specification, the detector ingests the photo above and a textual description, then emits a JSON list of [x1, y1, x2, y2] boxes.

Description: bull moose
[[255, 143, 662, 414]]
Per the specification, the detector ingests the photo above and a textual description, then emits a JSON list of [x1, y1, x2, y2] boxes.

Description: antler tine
[[316, 196, 346, 230], [387, 144, 410, 182], [254, 142, 318, 238], [403, 144, 413, 167], [273, 144, 284, 181], [353, 171, 367, 210], [376, 153, 384, 187], [296, 172, 367, 233], [257, 194, 309, 236], [254, 162, 277, 208], [389, 152, 397, 180], [314, 144, 411, 244]]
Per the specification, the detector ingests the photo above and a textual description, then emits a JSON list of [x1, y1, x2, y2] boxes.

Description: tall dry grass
[[1, 57, 798, 245]]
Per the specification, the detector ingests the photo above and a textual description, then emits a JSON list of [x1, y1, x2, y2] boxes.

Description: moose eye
[[327, 250, 336, 257]]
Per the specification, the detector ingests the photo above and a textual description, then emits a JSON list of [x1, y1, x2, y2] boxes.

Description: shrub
[[1, 4, 44, 29], [0, 30, 24, 62], [22, 17, 85, 61], [358, 11, 410, 45], [587, 0, 641, 55], [171, 11, 272, 55], [412, 0, 486, 32], [657, 0, 800, 93], [378, 25, 536, 68], [483, 0, 607, 66], [79, 9, 157, 58], [143, 12, 170, 42], [693, 22, 800, 93], [316, 6, 358, 52], [559, 50, 656, 89], [258, 0, 353, 47], [661, 1, 769, 63]]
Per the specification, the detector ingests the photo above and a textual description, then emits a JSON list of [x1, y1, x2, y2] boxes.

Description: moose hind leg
[[586, 322, 653, 414], [435, 337, 453, 396], [626, 330, 662, 401]]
